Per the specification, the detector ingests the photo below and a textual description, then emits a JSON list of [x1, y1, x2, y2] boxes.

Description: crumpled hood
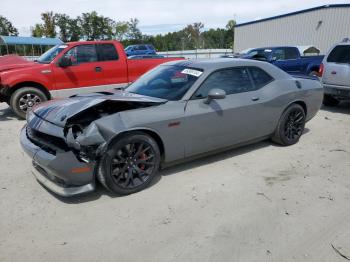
[[0, 55, 36, 72], [31, 90, 167, 127]]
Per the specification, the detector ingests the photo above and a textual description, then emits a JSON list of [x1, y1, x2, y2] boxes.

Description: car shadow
[[53, 139, 278, 204], [321, 101, 350, 114], [0, 105, 22, 121]]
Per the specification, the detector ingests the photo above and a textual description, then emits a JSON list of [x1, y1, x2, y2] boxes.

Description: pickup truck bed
[[243, 46, 324, 76]]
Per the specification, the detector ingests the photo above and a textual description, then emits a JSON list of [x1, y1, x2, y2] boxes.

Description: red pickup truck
[[0, 40, 183, 118]]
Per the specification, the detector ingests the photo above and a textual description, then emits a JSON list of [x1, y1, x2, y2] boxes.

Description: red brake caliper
[[139, 152, 146, 170]]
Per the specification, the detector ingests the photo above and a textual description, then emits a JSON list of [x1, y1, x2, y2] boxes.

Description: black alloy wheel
[[110, 141, 156, 189], [97, 132, 161, 195], [272, 103, 306, 146], [284, 108, 305, 142]]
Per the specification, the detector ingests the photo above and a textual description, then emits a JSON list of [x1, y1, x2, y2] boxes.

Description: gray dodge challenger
[[20, 59, 323, 197]]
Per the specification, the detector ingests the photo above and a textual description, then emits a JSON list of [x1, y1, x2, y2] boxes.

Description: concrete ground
[[0, 102, 350, 262]]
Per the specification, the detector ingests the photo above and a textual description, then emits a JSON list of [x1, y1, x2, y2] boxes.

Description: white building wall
[[234, 6, 350, 54]]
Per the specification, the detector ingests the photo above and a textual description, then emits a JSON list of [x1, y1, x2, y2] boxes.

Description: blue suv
[[125, 44, 156, 57]]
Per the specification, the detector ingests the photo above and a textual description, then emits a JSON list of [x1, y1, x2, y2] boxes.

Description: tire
[[272, 104, 306, 146], [10, 87, 48, 119], [322, 94, 340, 107], [97, 132, 161, 195]]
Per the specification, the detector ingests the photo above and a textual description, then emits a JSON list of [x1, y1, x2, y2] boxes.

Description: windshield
[[125, 46, 134, 51], [37, 44, 67, 63], [126, 65, 203, 100]]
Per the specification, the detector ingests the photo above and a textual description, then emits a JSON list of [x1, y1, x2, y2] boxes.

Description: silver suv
[[321, 40, 350, 106]]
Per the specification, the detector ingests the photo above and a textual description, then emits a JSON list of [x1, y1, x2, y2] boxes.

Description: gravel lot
[[1, 102, 350, 262]]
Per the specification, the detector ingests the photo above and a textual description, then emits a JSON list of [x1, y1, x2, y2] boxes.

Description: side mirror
[[205, 88, 226, 104], [59, 56, 72, 67]]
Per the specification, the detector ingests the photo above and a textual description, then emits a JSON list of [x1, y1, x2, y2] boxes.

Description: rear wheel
[[10, 87, 48, 119], [97, 132, 161, 195], [322, 94, 340, 107], [272, 104, 306, 146]]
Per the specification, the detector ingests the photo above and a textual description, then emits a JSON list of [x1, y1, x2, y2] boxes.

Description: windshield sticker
[[181, 68, 203, 77], [264, 49, 272, 52]]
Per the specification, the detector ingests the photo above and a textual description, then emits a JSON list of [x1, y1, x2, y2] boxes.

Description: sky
[[2, 0, 349, 36]]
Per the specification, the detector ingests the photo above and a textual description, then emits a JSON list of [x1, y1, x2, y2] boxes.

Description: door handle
[[251, 97, 260, 101], [95, 66, 102, 72]]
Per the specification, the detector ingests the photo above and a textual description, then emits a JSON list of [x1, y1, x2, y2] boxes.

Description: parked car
[[0, 41, 183, 118], [20, 59, 323, 197], [319, 40, 350, 106], [242, 46, 324, 76], [124, 44, 156, 57]]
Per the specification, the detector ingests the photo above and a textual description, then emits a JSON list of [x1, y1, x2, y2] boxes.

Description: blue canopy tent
[[0, 36, 63, 57]]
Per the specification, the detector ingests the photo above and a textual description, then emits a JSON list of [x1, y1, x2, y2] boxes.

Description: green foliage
[[41, 11, 56, 37], [145, 21, 236, 51], [27, 11, 236, 51], [55, 14, 82, 42], [31, 24, 44, 37], [79, 11, 116, 40], [0, 15, 18, 36]]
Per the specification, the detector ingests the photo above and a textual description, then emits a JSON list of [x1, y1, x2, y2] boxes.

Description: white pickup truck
[[320, 39, 350, 106]]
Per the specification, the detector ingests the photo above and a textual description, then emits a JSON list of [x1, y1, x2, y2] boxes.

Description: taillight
[[319, 63, 324, 77]]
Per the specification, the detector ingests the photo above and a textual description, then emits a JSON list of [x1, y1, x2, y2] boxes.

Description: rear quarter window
[[96, 44, 119, 61], [327, 45, 350, 63], [248, 67, 274, 89]]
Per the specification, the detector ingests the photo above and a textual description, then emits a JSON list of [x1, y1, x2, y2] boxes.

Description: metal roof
[[235, 4, 350, 27], [0, 36, 63, 46]]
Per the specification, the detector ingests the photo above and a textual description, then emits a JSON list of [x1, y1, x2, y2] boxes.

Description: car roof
[[164, 58, 269, 70]]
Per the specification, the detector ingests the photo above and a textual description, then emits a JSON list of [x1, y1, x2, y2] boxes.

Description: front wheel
[[10, 87, 48, 119], [272, 104, 306, 146], [97, 132, 161, 195]]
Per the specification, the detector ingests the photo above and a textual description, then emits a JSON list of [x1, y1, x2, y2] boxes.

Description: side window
[[284, 48, 299, 59], [193, 68, 254, 99], [249, 67, 274, 89], [63, 45, 97, 65], [96, 44, 119, 61], [273, 49, 285, 60], [138, 45, 147, 50], [327, 45, 350, 63]]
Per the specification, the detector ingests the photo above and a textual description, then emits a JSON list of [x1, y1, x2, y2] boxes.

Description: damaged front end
[[20, 91, 166, 196]]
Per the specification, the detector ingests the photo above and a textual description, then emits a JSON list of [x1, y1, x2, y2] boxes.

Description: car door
[[183, 67, 274, 157], [323, 45, 350, 87], [272, 47, 301, 74], [136, 45, 148, 55], [95, 43, 128, 86], [52, 44, 104, 91]]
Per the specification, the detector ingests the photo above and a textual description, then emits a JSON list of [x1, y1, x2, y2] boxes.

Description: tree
[[126, 18, 142, 42], [0, 15, 18, 36], [225, 19, 236, 49], [31, 24, 44, 37], [115, 21, 129, 41], [55, 14, 81, 41], [41, 11, 57, 37], [184, 22, 204, 48], [79, 11, 115, 40]]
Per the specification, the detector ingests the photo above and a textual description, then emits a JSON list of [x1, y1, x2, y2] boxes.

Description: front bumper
[[20, 126, 96, 197], [323, 84, 350, 98]]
